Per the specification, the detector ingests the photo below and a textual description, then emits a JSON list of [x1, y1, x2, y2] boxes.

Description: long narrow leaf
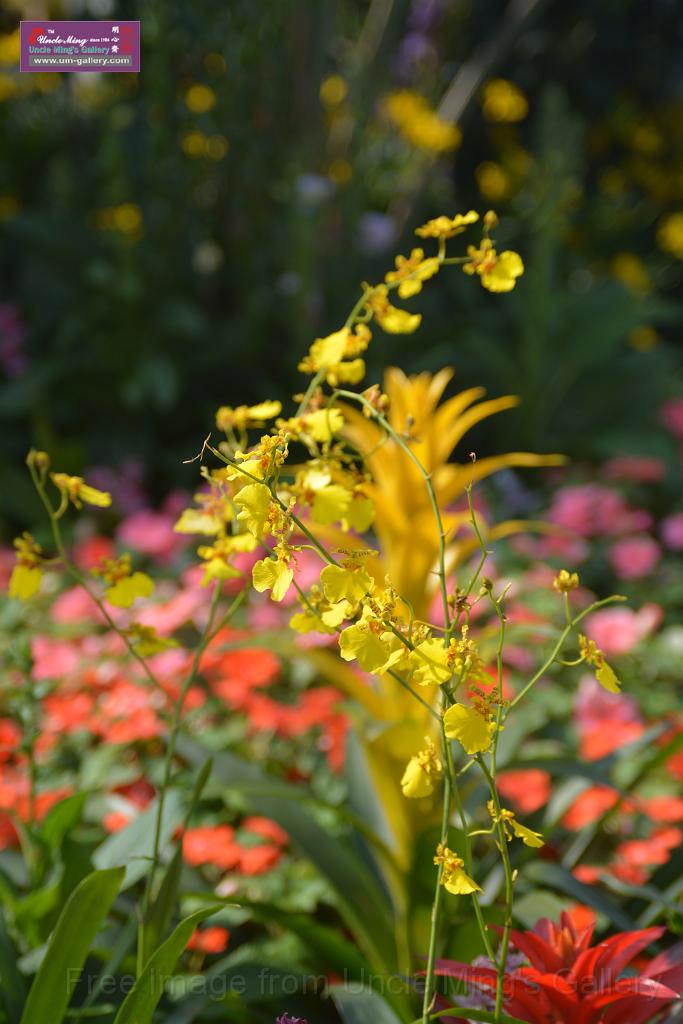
[[113, 906, 221, 1024], [177, 736, 397, 970], [93, 790, 183, 889], [19, 866, 124, 1024], [0, 910, 26, 1023]]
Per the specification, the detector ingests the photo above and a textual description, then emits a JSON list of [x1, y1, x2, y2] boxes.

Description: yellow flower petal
[[303, 408, 345, 443], [443, 703, 494, 755], [8, 564, 42, 601], [410, 638, 452, 686], [78, 483, 113, 507], [511, 820, 544, 848], [252, 557, 294, 602], [480, 250, 524, 293], [596, 661, 621, 694], [320, 564, 373, 604], [376, 305, 422, 334], [311, 484, 352, 525], [339, 618, 393, 673], [233, 483, 272, 538], [401, 756, 434, 798], [342, 495, 375, 533], [104, 572, 155, 608], [174, 509, 224, 535], [444, 867, 482, 895]]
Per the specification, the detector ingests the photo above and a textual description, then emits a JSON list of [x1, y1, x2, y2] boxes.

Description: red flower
[[562, 785, 622, 830], [433, 913, 681, 1024], [183, 825, 241, 871], [497, 769, 551, 815], [187, 926, 230, 954], [241, 816, 288, 847]]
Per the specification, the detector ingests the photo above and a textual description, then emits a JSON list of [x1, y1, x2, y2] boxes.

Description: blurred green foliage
[[1, 0, 682, 524]]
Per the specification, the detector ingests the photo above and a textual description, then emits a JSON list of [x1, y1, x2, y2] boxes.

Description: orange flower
[[187, 926, 230, 954]]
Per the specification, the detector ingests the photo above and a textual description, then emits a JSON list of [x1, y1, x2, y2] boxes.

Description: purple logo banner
[[20, 20, 140, 73]]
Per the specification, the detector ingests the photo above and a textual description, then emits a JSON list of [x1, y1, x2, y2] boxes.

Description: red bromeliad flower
[[433, 913, 682, 1023]]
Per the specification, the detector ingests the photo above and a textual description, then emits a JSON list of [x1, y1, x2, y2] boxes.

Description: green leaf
[[40, 793, 87, 852], [330, 984, 405, 1024], [524, 861, 635, 930], [141, 843, 183, 966], [112, 905, 221, 1024], [19, 866, 124, 1024], [177, 736, 396, 971], [242, 900, 371, 980], [0, 910, 26, 1023], [141, 758, 213, 966], [92, 790, 183, 889]]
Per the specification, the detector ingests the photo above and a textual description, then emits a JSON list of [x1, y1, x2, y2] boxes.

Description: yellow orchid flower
[[338, 606, 398, 673], [8, 533, 43, 601], [443, 703, 495, 755], [415, 211, 479, 239], [50, 472, 111, 509], [196, 534, 252, 586], [410, 638, 453, 687], [434, 844, 481, 895], [252, 547, 294, 602], [298, 325, 370, 385], [311, 484, 353, 525], [216, 400, 282, 432], [463, 239, 524, 292], [93, 555, 154, 608], [385, 248, 440, 299], [488, 802, 544, 848], [366, 285, 421, 334], [233, 482, 273, 538], [579, 634, 621, 693], [400, 738, 443, 798], [320, 563, 374, 604]]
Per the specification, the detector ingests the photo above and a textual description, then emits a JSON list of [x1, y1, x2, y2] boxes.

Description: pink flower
[[31, 636, 81, 679], [585, 603, 662, 657], [548, 484, 649, 537], [117, 509, 188, 563], [661, 512, 683, 550], [660, 397, 683, 439], [608, 534, 661, 579], [603, 455, 666, 483], [52, 586, 106, 625], [575, 676, 644, 760]]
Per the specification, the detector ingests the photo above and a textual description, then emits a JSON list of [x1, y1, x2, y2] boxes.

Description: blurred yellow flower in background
[[320, 74, 348, 107], [629, 326, 659, 351], [657, 211, 683, 258], [481, 78, 528, 123], [184, 83, 216, 114], [95, 203, 143, 236], [611, 252, 651, 295], [0, 29, 20, 66], [476, 161, 511, 202], [384, 89, 461, 153]]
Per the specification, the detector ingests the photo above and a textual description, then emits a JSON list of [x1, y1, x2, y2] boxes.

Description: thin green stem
[[422, 708, 452, 1024], [444, 734, 494, 961], [477, 753, 514, 1022], [138, 583, 243, 959], [507, 595, 625, 711], [29, 468, 168, 703]]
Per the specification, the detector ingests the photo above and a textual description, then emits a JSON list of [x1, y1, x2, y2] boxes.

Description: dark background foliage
[[1, 0, 682, 526]]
